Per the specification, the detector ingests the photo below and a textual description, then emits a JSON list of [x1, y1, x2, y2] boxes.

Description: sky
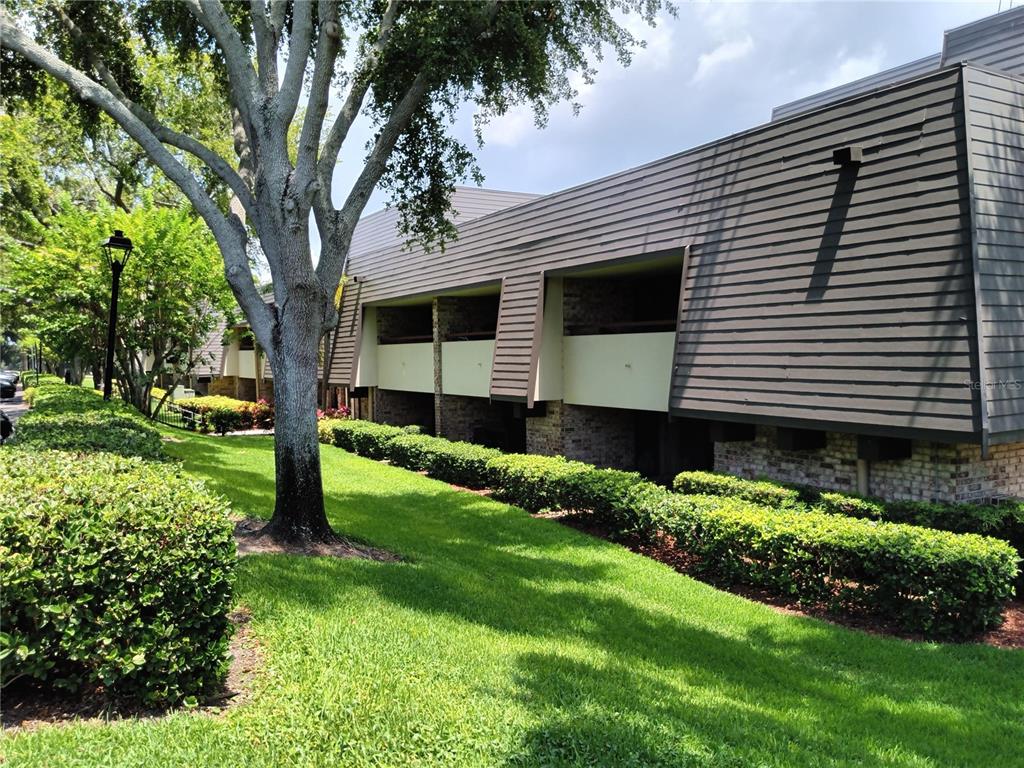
[[323, 0, 1009, 233]]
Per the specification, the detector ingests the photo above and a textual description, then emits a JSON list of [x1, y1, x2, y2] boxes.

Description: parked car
[[0, 379, 14, 399]]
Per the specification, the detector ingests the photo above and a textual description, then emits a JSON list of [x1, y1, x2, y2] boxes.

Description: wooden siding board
[[964, 66, 1024, 438], [488, 273, 544, 402], [331, 68, 995, 439]]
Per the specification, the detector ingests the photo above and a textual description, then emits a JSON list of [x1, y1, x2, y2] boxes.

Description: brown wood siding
[[327, 281, 363, 386], [670, 65, 981, 436], [329, 67, 989, 440], [964, 67, 1024, 440], [490, 273, 544, 402], [943, 7, 1024, 76]]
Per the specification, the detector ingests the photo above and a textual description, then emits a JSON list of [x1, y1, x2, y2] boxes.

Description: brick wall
[[562, 278, 632, 333], [377, 305, 432, 340], [714, 424, 1024, 502], [208, 376, 237, 397], [436, 394, 507, 443], [525, 401, 636, 468], [375, 388, 435, 432]]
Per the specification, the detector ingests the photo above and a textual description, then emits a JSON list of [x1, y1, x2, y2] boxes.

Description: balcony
[[441, 340, 495, 398], [377, 342, 433, 393], [562, 332, 675, 411]]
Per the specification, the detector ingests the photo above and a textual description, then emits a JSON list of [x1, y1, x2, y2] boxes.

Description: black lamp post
[[101, 229, 133, 401]]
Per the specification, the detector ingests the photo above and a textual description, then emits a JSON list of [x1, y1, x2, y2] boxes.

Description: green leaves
[[0, 447, 235, 705]]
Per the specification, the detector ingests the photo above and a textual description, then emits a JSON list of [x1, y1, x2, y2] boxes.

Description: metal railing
[[149, 397, 199, 431]]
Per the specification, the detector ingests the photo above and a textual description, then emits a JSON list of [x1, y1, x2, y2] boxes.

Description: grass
[[3, 431, 1023, 767]]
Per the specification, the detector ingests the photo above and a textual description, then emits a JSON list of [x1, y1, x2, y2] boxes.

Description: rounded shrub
[[485, 453, 591, 512], [673, 471, 801, 508], [0, 450, 236, 706], [387, 433, 442, 471], [424, 440, 503, 488]]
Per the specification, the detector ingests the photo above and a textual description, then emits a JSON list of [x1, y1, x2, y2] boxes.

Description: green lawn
[[4, 431, 1023, 768]]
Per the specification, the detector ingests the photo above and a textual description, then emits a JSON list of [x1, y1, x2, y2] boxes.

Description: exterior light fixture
[[100, 229, 133, 401]]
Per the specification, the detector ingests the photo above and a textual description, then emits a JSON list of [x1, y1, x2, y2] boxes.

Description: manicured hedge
[[0, 450, 235, 705], [17, 381, 166, 460], [387, 433, 443, 471], [425, 440, 502, 489], [676, 471, 1024, 576], [673, 471, 801, 508], [485, 453, 592, 512], [628, 486, 1019, 638]]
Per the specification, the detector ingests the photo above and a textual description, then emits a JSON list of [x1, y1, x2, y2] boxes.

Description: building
[[322, 9, 1024, 503]]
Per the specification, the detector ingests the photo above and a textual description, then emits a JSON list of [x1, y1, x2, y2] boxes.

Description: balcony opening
[[439, 294, 500, 342], [377, 304, 433, 345], [563, 267, 682, 336]]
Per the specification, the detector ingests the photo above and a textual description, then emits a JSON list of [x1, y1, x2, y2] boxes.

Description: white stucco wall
[[562, 332, 674, 411], [378, 342, 433, 393], [441, 340, 494, 397]]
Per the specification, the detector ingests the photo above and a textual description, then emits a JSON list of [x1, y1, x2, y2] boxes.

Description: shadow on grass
[[172, 433, 1024, 766]]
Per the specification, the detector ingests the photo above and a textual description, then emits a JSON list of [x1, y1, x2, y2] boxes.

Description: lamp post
[[101, 229, 133, 401]]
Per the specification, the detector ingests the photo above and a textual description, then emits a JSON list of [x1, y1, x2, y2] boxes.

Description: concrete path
[[1, 386, 30, 427]]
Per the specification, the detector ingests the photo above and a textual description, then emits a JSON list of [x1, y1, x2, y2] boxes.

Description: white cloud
[[482, 105, 535, 148], [691, 35, 755, 84], [621, 12, 675, 71], [803, 45, 887, 95]]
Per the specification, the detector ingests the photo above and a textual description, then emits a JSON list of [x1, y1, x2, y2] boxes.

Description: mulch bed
[[2, 606, 265, 733], [535, 509, 1024, 650], [233, 517, 400, 561]]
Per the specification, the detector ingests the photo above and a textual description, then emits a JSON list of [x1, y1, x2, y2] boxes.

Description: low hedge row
[[673, 470, 1024, 577], [0, 450, 235, 705], [18, 381, 166, 460], [673, 471, 801, 508], [624, 486, 1018, 638]]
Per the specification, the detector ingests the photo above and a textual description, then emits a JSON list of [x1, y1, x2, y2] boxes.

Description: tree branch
[[0, 16, 273, 339], [294, 1, 342, 188], [249, 0, 279, 96], [53, 4, 257, 216], [316, 0, 401, 193], [316, 71, 431, 290], [274, 0, 314, 129], [182, 0, 260, 138]]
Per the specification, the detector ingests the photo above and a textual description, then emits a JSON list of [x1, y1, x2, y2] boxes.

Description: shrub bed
[[18, 381, 166, 460], [673, 471, 802, 508], [628, 486, 1019, 638], [387, 433, 442, 471], [176, 395, 274, 433], [675, 471, 1024, 583], [0, 450, 235, 705]]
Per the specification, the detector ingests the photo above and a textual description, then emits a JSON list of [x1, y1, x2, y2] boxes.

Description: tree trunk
[[259, 305, 336, 544]]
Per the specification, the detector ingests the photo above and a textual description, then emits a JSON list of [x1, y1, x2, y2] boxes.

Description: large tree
[[1, 0, 666, 544], [3, 197, 235, 405]]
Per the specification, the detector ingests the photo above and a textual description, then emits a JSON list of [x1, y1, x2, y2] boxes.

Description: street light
[[101, 229, 133, 401]]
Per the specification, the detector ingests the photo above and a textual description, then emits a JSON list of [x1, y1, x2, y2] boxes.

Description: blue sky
[[327, 0, 1006, 222]]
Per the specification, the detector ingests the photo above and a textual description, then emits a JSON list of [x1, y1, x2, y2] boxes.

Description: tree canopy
[[1, 0, 670, 543]]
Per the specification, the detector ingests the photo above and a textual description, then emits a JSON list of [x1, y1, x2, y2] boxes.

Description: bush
[[560, 467, 645, 524], [177, 395, 274, 432], [387, 433, 442, 471], [207, 406, 244, 435], [16, 381, 165, 460], [816, 491, 888, 519], [485, 453, 592, 512], [0, 450, 235, 705], [22, 386, 36, 406], [424, 440, 502, 489], [324, 420, 406, 459], [673, 471, 801, 508], [318, 417, 345, 444], [627, 489, 1018, 638]]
